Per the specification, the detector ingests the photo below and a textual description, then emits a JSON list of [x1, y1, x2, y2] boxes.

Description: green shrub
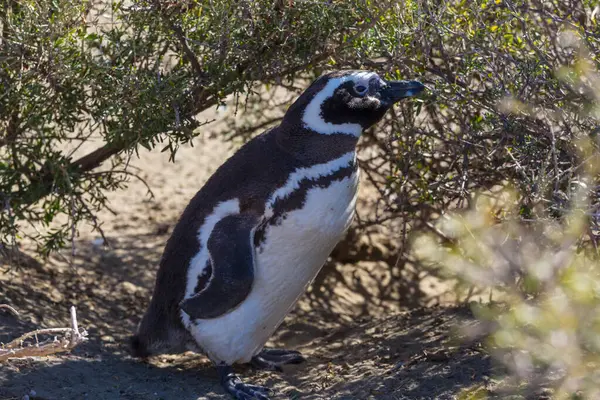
[[0, 0, 388, 255], [3, 1, 598, 259]]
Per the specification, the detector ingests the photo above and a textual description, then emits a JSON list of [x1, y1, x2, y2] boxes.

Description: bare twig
[[0, 304, 19, 316], [0, 306, 87, 362]]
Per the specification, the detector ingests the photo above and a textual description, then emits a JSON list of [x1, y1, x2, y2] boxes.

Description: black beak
[[380, 80, 425, 104]]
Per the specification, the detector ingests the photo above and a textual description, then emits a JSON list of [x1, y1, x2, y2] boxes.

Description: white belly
[[187, 170, 359, 364]]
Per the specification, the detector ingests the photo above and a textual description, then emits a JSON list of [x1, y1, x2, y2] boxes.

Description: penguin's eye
[[355, 85, 368, 95]]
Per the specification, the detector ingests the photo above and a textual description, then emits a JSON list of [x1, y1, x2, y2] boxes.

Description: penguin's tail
[[129, 334, 150, 360]]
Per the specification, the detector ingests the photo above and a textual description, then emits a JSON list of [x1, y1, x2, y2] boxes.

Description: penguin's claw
[[251, 348, 306, 371], [230, 383, 271, 400], [218, 365, 273, 400]]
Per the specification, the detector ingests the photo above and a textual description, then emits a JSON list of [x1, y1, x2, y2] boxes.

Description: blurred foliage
[[415, 28, 600, 400], [416, 180, 600, 398]]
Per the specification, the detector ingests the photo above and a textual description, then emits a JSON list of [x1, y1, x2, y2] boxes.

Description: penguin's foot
[[218, 365, 272, 400], [251, 348, 306, 372]]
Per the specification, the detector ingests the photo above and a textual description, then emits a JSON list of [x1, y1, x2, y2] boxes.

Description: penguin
[[131, 70, 425, 400]]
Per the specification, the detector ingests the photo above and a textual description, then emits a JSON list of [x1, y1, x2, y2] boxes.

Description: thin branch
[[0, 304, 19, 316], [152, 0, 204, 77]]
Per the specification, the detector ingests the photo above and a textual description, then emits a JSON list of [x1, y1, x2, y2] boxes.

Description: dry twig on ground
[[0, 304, 19, 316], [0, 306, 87, 362]]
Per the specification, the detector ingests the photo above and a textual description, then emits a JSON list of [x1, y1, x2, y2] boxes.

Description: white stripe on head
[[265, 151, 356, 218], [302, 71, 379, 136], [181, 198, 240, 325]]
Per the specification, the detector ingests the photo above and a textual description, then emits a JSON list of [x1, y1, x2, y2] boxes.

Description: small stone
[[48, 287, 64, 303], [117, 281, 140, 294], [154, 224, 170, 235]]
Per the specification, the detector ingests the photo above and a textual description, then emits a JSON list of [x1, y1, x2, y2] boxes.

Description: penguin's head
[[284, 70, 425, 136]]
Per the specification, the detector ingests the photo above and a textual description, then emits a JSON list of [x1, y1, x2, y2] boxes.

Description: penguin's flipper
[[180, 213, 260, 320]]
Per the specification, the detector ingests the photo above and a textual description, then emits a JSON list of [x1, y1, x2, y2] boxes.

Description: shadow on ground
[[1, 229, 493, 400], [1, 304, 492, 400], [1, 221, 447, 347]]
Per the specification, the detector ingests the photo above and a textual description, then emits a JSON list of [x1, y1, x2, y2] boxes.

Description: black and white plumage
[[131, 70, 425, 399]]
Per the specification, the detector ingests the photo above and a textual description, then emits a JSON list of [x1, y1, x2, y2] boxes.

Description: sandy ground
[[1, 111, 495, 399]]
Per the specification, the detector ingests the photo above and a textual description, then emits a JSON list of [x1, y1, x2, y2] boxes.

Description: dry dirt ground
[[1, 119, 496, 399]]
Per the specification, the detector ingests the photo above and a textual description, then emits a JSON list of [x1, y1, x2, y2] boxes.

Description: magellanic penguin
[[131, 70, 425, 400]]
